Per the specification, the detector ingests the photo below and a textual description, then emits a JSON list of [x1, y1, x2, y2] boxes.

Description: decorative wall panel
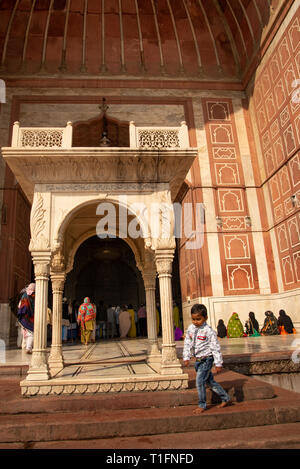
[[252, 8, 300, 291], [202, 97, 259, 295]]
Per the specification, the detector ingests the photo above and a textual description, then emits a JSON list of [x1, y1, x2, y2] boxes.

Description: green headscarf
[[227, 312, 244, 338]]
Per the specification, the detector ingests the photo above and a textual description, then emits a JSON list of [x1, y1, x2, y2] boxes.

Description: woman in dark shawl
[[217, 319, 227, 338], [277, 310, 295, 334], [261, 311, 279, 335], [245, 312, 260, 336], [17, 283, 35, 353]]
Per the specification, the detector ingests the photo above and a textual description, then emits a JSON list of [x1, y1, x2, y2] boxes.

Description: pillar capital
[[34, 262, 50, 279], [142, 270, 156, 290], [155, 249, 175, 276], [32, 252, 51, 279], [51, 250, 65, 273], [50, 272, 66, 293]]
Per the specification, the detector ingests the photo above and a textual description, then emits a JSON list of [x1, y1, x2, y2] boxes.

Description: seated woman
[[277, 309, 295, 334], [227, 313, 245, 338], [245, 311, 260, 336], [261, 311, 279, 335], [217, 319, 227, 338]]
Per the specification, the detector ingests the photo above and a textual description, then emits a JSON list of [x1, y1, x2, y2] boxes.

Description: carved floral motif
[[21, 379, 189, 396]]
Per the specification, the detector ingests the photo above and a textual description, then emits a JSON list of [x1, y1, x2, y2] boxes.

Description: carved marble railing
[[11, 121, 73, 149], [129, 121, 189, 149], [11, 120, 190, 149]]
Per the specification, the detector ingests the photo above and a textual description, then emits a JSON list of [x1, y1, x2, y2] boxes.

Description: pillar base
[[26, 366, 50, 381], [146, 340, 161, 364], [160, 342, 183, 375], [49, 360, 65, 378], [160, 363, 184, 375], [49, 346, 64, 377]]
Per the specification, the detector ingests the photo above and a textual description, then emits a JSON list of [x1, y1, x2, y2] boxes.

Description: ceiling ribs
[[80, 0, 88, 73], [59, 0, 71, 73], [40, 0, 54, 72], [182, 0, 204, 75], [134, 0, 146, 72], [198, 0, 222, 73], [0, 0, 282, 81], [119, 0, 126, 73], [21, 0, 37, 72], [213, 0, 241, 77], [253, 0, 264, 30], [226, 0, 249, 61], [0, 0, 20, 71], [100, 0, 106, 72], [238, 0, 255, 45], [166, 0, 185, 75], [150, 0, 166, 75]]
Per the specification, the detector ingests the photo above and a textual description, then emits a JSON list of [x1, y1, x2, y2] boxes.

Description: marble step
[[3, 422, 300, 449], [0, 370, 275, 415], [0, 388, 300, 444]]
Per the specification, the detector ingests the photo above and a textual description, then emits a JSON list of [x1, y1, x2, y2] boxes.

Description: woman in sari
[[127, 304, 136, 338], [17, 283, 35, 354], [277, 309, 295, 334], [173, 302, 180, 329], [119, 305, 131, 338], [227, 313, 245, 338], [261, 311, 279, 335], [77, 297, 96, 345]]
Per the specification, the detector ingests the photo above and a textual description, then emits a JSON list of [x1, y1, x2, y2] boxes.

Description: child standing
[[183, 303, 231, 414]]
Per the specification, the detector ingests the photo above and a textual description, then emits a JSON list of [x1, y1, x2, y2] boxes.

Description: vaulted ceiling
[[0, 0, 288, 82]]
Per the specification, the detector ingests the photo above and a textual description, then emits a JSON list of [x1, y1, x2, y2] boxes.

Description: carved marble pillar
[[143, 270, 161, 366], [48, 272, 65, 377], [26, 255, 51, 381], [155, 249, 183, 375]]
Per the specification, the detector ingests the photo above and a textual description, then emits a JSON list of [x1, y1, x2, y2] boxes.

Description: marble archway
[[65, 235, 145, 310], [3, 121, 197, 395]]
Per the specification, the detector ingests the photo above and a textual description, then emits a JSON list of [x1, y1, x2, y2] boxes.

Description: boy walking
[[183, 304, 231, 414]]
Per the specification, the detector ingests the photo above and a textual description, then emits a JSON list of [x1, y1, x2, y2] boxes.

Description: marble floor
[[2, 333, 300, 372]]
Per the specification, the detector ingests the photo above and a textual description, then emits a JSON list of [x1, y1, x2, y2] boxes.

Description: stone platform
[[20, 339, 188, 396], [1, 334, 299, 396], [1, 335, 300, 448], [1, 370, 300, 448]]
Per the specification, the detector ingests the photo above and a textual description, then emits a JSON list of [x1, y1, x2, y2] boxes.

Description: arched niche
[[72, 113, 130, 147]]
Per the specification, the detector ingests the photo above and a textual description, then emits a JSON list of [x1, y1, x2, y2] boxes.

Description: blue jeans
[[195, 356, 230, 409]]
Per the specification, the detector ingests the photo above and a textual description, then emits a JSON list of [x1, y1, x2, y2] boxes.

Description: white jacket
[[183, 322, 223, 367]]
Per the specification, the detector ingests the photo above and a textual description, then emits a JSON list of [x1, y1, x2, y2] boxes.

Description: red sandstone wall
[[179, 187, 212, 301], [201, 98, 259, 295], [0, 180, 31, 303], [251, 8, 300, 291]]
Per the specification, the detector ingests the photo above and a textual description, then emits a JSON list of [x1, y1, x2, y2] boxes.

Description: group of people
[[15, 285, 297, 415], [217, 310, 296, 339], [75, 300, 183, 344], [15, 283, 185, 350]]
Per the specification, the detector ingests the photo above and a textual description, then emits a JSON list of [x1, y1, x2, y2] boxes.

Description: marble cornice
[[1, 147, 197, 203]]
